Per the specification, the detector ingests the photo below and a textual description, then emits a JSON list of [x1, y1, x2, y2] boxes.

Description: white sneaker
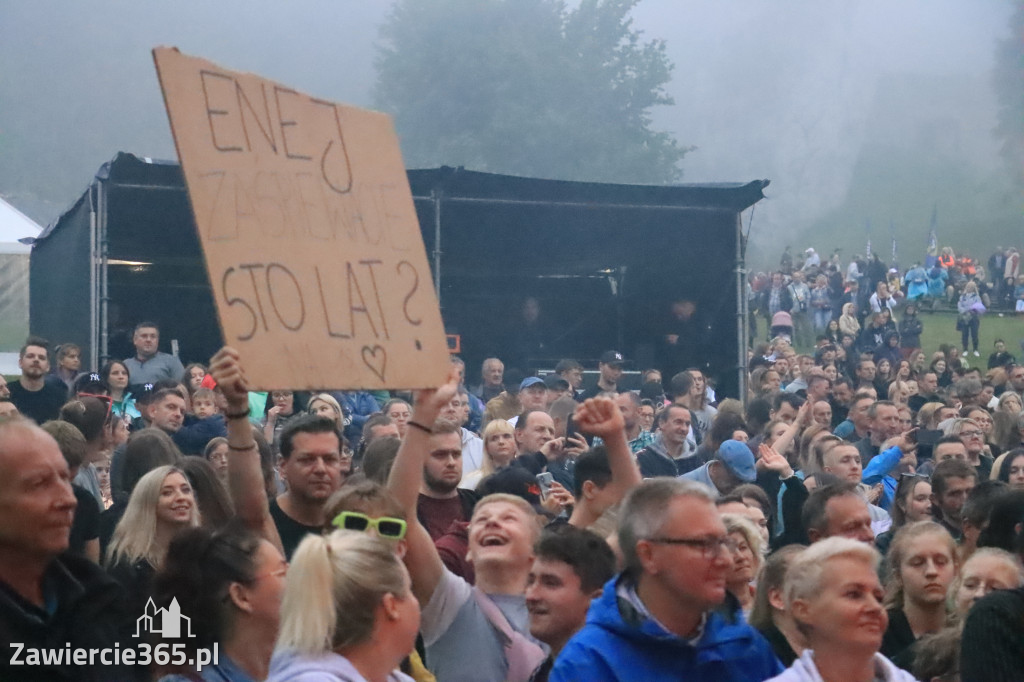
[[973, 350, 980, 357]]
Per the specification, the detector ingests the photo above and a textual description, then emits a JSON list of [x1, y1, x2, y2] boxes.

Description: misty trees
[[374, 0, 688, 184], [993, 1, 1023, 185]]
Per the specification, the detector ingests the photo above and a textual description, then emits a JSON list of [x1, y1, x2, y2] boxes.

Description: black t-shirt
[[880, 608, 917, 662], [8, 377, 68, 424], [758, 623, 799, 668], [269, 497, 321, 560], [69, 485, 101, 555]]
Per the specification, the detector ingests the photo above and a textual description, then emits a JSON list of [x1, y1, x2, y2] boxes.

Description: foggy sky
[[628, 0, 1014, 263], [1, 0, 1014, 265]]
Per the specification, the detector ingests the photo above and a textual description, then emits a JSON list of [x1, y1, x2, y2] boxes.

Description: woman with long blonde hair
[[106, 465, 200, 616]]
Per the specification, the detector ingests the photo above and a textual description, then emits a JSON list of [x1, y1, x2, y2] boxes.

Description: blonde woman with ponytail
[[268, 531, 420, 682]]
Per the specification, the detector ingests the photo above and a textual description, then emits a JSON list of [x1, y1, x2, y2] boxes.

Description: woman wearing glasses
[[954, 547, 1024, 617], [768, 537, 916, 682], [946, 417, 994, 480], [153, 522, 287, 682], [962, 405, 1000, 457], [268, 531, 420, 682]]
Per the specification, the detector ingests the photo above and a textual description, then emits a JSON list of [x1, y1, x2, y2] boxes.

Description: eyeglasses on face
[[959, 430, 984, 439], [331, 511, 407, 539], [645, 535, 736, 559]]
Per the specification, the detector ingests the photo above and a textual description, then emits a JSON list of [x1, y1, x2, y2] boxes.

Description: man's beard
[[424, 471, 459, 495]]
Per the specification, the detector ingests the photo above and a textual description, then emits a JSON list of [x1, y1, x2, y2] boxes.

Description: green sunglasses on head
[[331, 511, 408, 540]]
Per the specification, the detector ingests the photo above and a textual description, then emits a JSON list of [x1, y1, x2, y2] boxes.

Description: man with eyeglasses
[[551, 479, 783, 681]]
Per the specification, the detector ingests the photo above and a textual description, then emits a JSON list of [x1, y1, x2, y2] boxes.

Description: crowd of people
[[755, 244, 1024, 355], [1, 257, 1023, 681]]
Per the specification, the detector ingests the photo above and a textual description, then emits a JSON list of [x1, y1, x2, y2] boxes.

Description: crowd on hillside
[[1, 237, 1023, 682], [750, 244, 1024, 354]]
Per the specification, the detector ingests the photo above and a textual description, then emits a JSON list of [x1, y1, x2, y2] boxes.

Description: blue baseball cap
[[520, 376, 545, 391], [716, 440, 757, 483]]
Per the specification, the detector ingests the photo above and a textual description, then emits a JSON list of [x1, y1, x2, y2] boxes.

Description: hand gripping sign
[[153, 47, 448, 391]]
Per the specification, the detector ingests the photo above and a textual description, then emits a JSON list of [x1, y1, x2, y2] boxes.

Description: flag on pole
[[927, 205, 937, 253], [865, 219, 872, 257], [890, 220, 897, 265], [925, 205, 938, 268]]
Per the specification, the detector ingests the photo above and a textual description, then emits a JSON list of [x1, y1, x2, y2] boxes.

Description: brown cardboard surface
[[153, 47, 448, 390]]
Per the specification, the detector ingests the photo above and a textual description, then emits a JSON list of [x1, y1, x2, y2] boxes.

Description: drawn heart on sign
[[362, 345, 387, 382]]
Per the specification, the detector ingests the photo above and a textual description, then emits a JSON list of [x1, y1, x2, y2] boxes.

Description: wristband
[[227, 442, 255, 451], [224, 407, 251, 420], [407, 420, 433, 434]]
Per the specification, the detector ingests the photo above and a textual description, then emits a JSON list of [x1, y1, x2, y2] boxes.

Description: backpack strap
[[471, 589, 547, 682]]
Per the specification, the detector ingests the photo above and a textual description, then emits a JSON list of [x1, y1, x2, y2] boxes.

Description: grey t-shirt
[[421, 568, 545, 682], [124, 352, 185, 385]]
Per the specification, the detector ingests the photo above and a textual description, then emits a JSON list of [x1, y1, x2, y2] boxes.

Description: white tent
[[0, 197, 41, 369], [0, 197, 40, 253]]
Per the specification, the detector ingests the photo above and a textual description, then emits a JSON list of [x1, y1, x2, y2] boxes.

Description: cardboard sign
[[153, 47, 448, 390]]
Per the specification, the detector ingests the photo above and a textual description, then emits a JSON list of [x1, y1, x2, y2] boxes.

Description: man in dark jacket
[[0, 417, 132, 682]]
